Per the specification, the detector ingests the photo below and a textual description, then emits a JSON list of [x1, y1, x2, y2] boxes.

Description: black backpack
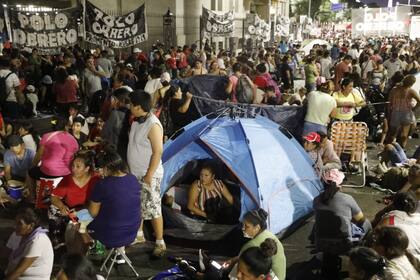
[[0, 71, 13, 104]]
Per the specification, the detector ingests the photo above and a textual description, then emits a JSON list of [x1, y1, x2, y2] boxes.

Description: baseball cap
[[303, 132, 321, 143], [126, 63, 133, 69], [161, 72, 171, 83], [26, 85, 35, 93], [133, 48, 141, 53], [7, 135, 24, 147]]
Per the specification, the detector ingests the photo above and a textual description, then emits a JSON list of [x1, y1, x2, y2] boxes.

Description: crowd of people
[[0, 34, 420, 280]]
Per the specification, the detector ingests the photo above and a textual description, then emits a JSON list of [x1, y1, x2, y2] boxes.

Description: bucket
[[7, 186, 24, 200], [7, 180, 24, 200]]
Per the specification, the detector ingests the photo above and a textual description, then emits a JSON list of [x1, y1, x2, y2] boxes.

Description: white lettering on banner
[[30, 15, 44, 31], [12, 29, 77, 47], [17, 13, 70, 30], [86, 32, 147, 48], [92, 21, 139, 40], [352, 7, 410, 36], [49, 32, 57, 47], [55, 13, 68, 29]]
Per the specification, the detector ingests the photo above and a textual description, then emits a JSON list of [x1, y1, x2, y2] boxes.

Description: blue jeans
[[387, 142, 408, 166], [302, 121, 328, 136]]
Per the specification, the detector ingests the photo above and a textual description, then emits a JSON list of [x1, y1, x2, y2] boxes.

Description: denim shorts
[[390, 111, 414, 128]]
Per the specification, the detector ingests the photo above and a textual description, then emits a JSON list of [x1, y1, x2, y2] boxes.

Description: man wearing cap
[[3, 135, 35, 183], [127, 91, 166, 257]]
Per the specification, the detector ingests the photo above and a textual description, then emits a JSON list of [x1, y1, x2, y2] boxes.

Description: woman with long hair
[[160, 84, 193, 136], [51, 151, 99, 215]]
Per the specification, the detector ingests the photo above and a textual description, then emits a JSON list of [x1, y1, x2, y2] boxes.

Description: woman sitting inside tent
[[187, 164, 235, 224]]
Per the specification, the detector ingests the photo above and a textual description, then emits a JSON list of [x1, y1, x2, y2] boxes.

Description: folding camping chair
[[330, 122, 369, 188]]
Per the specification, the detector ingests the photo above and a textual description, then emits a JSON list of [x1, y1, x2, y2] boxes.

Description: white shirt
[[384, 59, 403, 79], [347, 48, 360, 60], [382, 210, 420, 258], [26, 93, 39, 115], [319, 57, 332, 79], [0, 69, 20, 102], [305, 91, 337, 126], [22, 134, 37, 152], [96, 57, 113, 78], [384, 255, 420, 280], [84, 66, 104, 96], [144, 78, 162, 97], [6, 232, 54, 280], [127, 114, 164, 178]]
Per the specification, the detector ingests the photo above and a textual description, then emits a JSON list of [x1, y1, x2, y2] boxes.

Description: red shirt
[[254, 75, 269, 89], [53, 79, 78, 104], [52, 174, 100, 208]]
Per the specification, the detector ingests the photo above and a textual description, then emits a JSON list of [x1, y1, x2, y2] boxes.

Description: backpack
[[0, 71, 13, 104], [236, 75, 254, 104]]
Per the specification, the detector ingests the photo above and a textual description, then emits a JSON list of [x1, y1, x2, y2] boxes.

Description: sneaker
[[115, 253, 126, 264], [179, 260, 197, 279], [152, 244, 167, 258], [131, 235, 146, 245]]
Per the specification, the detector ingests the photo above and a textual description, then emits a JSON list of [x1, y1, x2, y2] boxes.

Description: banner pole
[[200, 16, 202, 50]]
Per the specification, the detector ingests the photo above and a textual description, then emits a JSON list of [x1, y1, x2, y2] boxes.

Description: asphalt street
[[0, 139, 418, 280]]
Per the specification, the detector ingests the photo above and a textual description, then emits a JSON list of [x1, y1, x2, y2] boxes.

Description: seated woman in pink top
[[27, 117, 79, 201]]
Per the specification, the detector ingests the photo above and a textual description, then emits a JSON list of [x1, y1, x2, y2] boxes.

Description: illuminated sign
[[351, 7, 411, 38]]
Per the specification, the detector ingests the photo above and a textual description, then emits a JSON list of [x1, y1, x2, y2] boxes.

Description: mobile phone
[[211, 261, 222, 270]]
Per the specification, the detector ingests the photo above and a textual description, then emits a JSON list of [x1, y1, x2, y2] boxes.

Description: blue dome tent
[[161, 115, 323, 235]]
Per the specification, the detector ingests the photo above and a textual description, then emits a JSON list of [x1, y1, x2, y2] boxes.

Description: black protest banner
[[85, 2, 147, 48], [0, 6, 8, 43], [9, 7, 80, 54], [245, 13, 270, 42], [201, 7, 234, 37]]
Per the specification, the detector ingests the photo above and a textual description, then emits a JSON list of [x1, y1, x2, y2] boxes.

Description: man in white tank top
[[128, 91, 166, 257]]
